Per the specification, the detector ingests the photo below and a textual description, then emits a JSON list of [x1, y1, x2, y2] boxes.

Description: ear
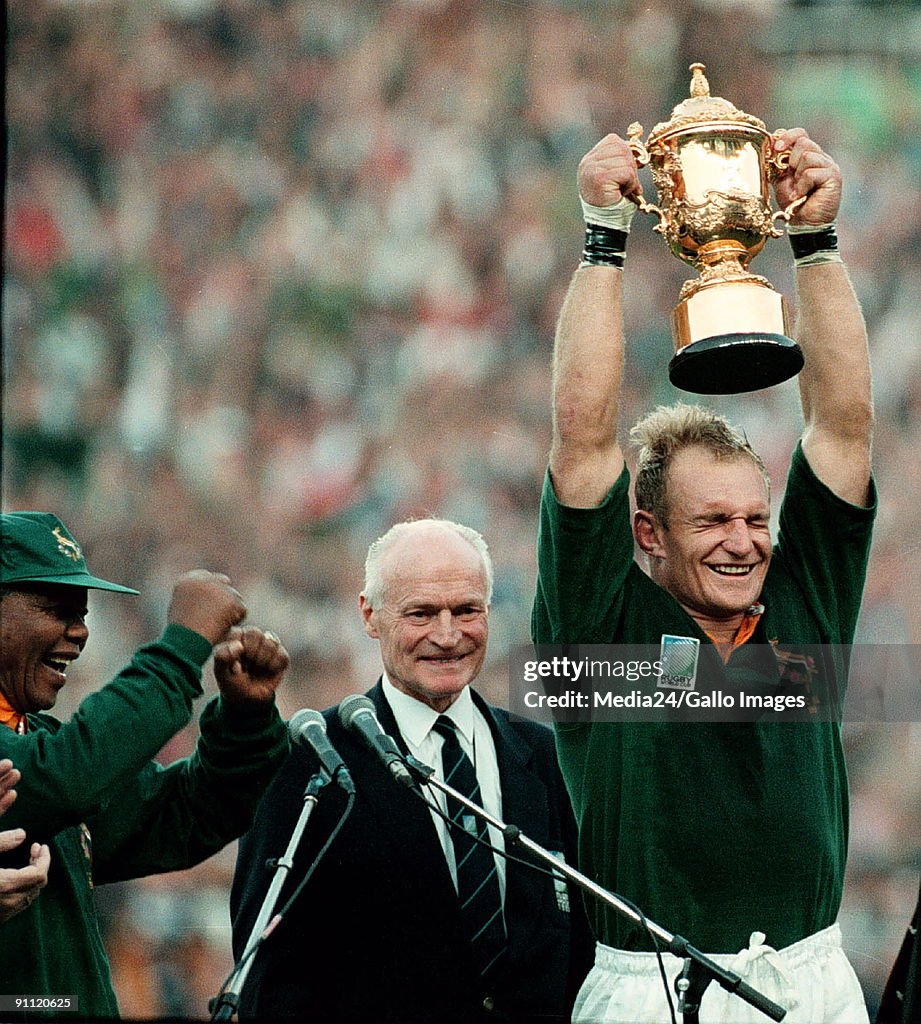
[[633, 510, 667, 559], [359, 594, 379, 638]]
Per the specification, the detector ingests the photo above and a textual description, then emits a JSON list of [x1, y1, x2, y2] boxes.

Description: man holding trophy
[[532, 67, 875, 1023]]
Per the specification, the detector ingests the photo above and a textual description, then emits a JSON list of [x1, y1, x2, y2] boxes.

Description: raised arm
[[81, 628, 288, 883], [0, 571, 248, 835], [773, 129, 874, 506], [550, 134, 642, 508]]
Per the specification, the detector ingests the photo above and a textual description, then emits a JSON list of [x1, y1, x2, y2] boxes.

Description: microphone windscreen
[[289, 708, 325, 741], [337, 694, 376, 729]]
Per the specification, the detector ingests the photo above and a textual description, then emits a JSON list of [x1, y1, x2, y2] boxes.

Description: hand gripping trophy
[[628, 63, 808, 394]]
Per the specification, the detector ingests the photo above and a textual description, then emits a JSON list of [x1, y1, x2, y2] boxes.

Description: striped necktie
[[432, 715, 507, 980]]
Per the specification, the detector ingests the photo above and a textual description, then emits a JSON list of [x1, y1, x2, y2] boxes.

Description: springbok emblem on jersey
[[52, 526, 82, 562]]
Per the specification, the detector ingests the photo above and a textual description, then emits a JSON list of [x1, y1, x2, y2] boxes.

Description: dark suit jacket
[[230, 683, 594, 1023]]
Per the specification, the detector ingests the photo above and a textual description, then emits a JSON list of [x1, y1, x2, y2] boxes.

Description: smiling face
[[0, 584, 90, 713], [359, 525, 489, 713], [634, 446, 771, 634]]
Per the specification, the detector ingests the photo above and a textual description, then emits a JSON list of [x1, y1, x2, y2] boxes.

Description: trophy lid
[[647, 63, 767, 144]]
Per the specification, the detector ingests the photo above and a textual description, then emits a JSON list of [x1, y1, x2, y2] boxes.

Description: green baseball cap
[[1, 512, 139, 594]]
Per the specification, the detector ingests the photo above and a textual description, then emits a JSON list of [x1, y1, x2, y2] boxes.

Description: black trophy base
[[669, 332, 804, 395]]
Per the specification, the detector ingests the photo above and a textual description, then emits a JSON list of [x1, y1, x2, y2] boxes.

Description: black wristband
[[788, 225, 839, 262], [581, 223, 628, 268]]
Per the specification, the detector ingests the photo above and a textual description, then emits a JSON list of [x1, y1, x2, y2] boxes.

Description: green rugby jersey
[[532, 443, 876, 953]]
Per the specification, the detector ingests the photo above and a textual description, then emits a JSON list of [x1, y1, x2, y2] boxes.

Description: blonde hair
[[630, 402, 768, 525]]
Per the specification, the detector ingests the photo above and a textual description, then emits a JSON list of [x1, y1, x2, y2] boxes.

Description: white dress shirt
[[381, 676, 507, 904]]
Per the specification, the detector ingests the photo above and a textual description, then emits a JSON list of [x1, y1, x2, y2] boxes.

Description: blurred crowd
[[4, 0, 920, 1017]]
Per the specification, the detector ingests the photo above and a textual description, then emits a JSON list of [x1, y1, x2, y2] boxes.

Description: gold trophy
[[627, 63, 807, 394]]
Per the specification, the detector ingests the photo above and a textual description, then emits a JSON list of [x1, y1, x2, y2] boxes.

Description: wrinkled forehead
[[378, 527, 489, 603], [665, 447, 770, 510]]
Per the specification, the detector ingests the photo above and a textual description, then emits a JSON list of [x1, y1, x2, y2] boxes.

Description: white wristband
[[580, 195, 636, 233], [787, 220, 837, 234]]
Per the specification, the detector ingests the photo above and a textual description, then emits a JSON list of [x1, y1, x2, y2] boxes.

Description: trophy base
[[670, 277, 800, 394], [669, 333, 804, 395]]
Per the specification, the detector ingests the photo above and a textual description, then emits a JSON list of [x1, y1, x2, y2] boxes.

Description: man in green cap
[[0, 511, 291, 1017]]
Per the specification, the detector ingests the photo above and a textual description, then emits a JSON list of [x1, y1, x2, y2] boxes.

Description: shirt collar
[[702, 603, 765, 664], [381, 675, 476, 746], [0, 690, 27, 734]]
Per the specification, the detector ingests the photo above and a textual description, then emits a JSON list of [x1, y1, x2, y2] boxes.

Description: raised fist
[[213, 626, 289, 706], [578, 133, 643, 209], [773, 128, 842, 227], [167, 570, 247, 647]]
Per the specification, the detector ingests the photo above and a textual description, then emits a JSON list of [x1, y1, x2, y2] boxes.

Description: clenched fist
[[213, 626, 289, 706], [578, 133, 643, 209], [167, 570, 247, 647], [772, 128, 842, 226]]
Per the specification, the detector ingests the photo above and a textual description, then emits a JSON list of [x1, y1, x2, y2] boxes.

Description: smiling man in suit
[[231, 519, 592, 1023]]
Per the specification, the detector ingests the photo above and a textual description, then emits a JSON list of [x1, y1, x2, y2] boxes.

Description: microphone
[[337, 694, 415, 790], [288, 709, 356, 794]]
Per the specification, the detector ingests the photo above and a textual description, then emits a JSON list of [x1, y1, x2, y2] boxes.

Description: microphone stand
[[210, 769, 333, 1022], [403, 755, 786, 1024]]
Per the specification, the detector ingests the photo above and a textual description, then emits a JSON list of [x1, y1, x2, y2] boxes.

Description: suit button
[[483, 996, 495, 1012]]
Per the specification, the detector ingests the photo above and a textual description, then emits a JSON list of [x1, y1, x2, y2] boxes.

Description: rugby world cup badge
[[657, 635, 700, 691]]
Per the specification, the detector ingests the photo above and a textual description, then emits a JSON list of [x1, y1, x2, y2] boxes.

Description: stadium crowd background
[[4, 0, 920, 1017]]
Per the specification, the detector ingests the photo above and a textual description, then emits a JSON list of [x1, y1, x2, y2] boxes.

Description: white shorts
[[574, 923, 869, 1024]]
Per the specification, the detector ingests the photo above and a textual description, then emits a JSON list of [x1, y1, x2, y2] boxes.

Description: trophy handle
[[766, 130, 793, 177], [627, 122, 650, 167], [770, 194, 808, 237], [626, 122, 668, 233], [766, 132, 809, 235], [629, 193, 667, 233]]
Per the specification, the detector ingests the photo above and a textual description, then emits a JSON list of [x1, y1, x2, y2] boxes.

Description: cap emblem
[[52, 526, 82, 562]]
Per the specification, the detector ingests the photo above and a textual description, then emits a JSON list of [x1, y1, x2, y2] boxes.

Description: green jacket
[[0, 624, 289, 1018]]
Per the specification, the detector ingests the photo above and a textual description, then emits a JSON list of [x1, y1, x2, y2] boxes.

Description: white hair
[[362, 519, 494, 608]]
